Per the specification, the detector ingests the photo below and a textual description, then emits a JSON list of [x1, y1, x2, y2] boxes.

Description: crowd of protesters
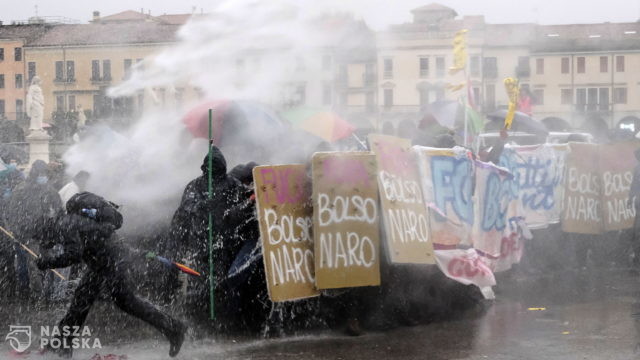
[[2, 114, 640, 357]]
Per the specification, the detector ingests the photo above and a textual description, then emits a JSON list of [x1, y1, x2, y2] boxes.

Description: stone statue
[[77, 104, 87, 128], [26, 76, 45, 131]]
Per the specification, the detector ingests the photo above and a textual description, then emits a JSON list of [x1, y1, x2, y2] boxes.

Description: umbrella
[[541, 117, 572, 132], [281, 107, 355, 142], [487, 109, 548, 137], [181, 99, 284, 144], [225, 236, 262, 290], [154, 255, 201, 277]]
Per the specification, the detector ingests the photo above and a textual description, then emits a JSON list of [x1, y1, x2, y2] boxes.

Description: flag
[[503, 78, 520, 129]]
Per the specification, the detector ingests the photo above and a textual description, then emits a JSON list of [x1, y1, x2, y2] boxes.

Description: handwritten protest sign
[[600, 141, 640, 231], [415, 147, 474, 247], [562, 143, 603, 234], [312, 152, 381, 289], [549, 144, 569, 223], [473, 161, 514, 258], [253, 165, 319, 302], [499, 144, 565, 229], [369, 135, 435, 264]]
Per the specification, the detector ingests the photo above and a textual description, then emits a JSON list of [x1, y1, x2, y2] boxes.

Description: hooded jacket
[[168, 146, 252, 285]]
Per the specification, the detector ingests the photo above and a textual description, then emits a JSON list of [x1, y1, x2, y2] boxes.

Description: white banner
[[499, 144, 566, 229], [434, 248, 496, 289]]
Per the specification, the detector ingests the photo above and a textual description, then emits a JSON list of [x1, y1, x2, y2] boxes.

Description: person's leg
[[0, 240, 16, 300], [109, 271, 185, 357], [14, 244, 30, 299], [52, 271, 102, 358]]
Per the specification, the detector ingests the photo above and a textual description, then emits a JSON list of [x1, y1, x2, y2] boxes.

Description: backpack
[[66, 192, 123, 229]]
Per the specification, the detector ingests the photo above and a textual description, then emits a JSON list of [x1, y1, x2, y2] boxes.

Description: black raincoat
[[168, 146, 254, 329], [36, 193, 185, 358]]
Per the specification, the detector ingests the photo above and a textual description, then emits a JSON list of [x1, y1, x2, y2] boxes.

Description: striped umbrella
[[281, 107, 355, 142]]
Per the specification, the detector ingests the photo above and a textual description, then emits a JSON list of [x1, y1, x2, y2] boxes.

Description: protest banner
[[253, 165, 319, 302], [549, 144, 569, 224], [499, 144, 565, 229], [562, 143, 603, 234], [369, 134, 435, 264], [473, 160, 514, 259], [415, 146, 474, 247], [600, 141, 640, 231], [434, 248, 496, 293], [312, 152, 381, 289]]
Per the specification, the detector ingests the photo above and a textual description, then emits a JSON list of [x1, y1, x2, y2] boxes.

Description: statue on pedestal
[[26, 76, 45, 131]]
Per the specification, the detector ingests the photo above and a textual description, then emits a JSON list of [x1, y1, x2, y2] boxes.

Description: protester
[[59, 170, 90, 207], [434, 133, 456, 148], [168, 146, 254, 331], [226, 161, 270, 332], [5, 159, 63, 300], [35, 192, 186, 358], [0, 158, 24, 300]]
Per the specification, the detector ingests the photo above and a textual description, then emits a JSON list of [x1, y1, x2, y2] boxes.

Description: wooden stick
[[0, 225, 66, 281]]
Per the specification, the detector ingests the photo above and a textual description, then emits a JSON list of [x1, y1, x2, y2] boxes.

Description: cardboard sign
[[253, 165, 320, 302], [600, 141, 640, 231], [415, 146, 474, 247], [312, 152, 381, 289], [562, 143, 603, 234], [368, 134, 435, 264]]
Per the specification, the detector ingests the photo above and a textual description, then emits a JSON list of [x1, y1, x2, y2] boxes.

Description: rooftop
[[411, 3, 457, 13], [26, 22, 180, 46], [0, 24, 51, 44]]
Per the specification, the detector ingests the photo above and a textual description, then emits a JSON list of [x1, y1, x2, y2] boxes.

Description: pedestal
[[26, 129, 52, 167]]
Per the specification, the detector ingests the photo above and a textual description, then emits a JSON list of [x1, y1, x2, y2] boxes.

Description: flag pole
[[0, 225, 66, 280], [208, 108, 215, 320]]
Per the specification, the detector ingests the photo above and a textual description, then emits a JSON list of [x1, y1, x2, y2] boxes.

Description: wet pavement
[[3, 268, 640, 359]]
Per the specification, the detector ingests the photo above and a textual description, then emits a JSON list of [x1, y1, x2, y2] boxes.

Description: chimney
[[92, 11, 100, 22]]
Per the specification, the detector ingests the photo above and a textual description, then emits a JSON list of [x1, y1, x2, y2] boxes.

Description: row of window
[[54, 58, 142, 82], [542, 56, 626, 75], [0, 74, 24, 89], [382, 54, 628, 80], [383, 56, 499, 79], [380, 85, 629, 109], [0, 99, 25, 117], [0, 47, 22, 62]]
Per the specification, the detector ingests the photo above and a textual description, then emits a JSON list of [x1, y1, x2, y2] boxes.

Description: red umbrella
[[181, 99, 233, 143], [181, 99, 284, 145]]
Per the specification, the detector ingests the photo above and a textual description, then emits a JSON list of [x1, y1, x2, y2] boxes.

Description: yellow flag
[[449, 29, 468, 75], [446, 83, 465, 92], [503, 77, 519, 129]]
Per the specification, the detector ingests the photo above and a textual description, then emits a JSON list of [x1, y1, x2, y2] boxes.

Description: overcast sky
[[2, 0, 640, 29]]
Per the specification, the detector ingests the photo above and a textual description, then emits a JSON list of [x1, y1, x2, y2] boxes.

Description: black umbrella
[[486, 110, 548, 137]]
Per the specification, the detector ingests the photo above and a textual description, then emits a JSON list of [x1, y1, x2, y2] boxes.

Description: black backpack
[[66, 192, 123, 229]]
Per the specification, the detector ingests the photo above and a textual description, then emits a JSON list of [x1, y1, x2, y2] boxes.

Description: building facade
[[0, 24, 49, 123], [365, 3, 640, 131]]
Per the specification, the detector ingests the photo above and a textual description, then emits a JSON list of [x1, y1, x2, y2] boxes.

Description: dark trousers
[[15, 244, 29, 297], [57, 267, 179, 354], [0, 240, 16, 298]]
